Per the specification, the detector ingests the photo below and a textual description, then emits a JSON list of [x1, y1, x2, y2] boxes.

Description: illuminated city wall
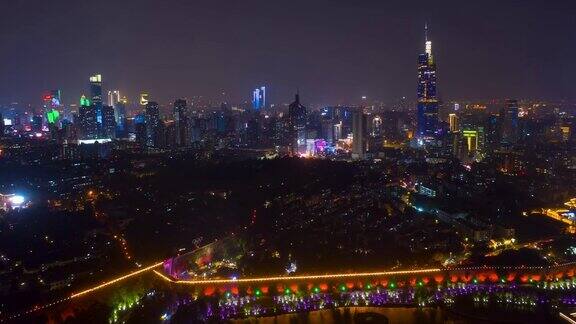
[[156, 263, 576, 297], [163, 237, 246, 279]]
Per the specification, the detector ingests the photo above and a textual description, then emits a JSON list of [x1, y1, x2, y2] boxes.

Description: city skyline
[[1, 2, 576, 322], [1, 1, 575, 105]]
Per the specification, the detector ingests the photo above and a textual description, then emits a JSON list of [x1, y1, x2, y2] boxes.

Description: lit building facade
[[108, 90, 120, 107], [140, 93, 149, 106], [115, 97, 128, 135], [501, 99, 519, 145], [252, 86, 266, 110], [89, 74, 103, 131], [288, 93, 307, 155], [102, 105, 116, 139], [460, 126, 485, 161], [145, 101, 161, 147], [416, 25, 439, 138], [352, 108, 365, 160], [449, 113, 459, 133], [79, 96, 98, 139]]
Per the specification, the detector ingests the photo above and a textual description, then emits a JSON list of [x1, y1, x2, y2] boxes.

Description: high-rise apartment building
[[145, 101, 161, 147], [174, 99, 188, 147]]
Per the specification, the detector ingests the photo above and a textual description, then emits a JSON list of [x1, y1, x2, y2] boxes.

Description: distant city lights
[[77, 138, 113, 145], [9, 195, 25, 205], [1, 194, 28, 211]]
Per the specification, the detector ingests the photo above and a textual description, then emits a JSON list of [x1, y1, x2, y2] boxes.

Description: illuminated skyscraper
[[46, 109, 60, 125], [80, 94, 91, 107], [115, 96, 128, 134], [50, 90, 62, 108], [41, 90, 63, 139], [288, 93, 307, 155], [140, 93, 149, 106], [252, 86, 266, 110], [102, 105, 116, 139], [79, 95, 98, 139], [371, 115, 382, 137], [89, 75, 103, 127], [108, 90, 120, 107], [501, 99, 519, 144], [416, 24, 439, 138], [449, 113, 459, 133], [352, 108, 365, 160], [42, 90, 63, 120], [460, 126, 485, 162], [145, 101, 161, 147]]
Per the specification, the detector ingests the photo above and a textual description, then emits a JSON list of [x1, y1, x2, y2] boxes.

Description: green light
[[313, 287, 320, 293], [500, 278, 505, 283], [339, 285, 346, 292], [366, 284, 372, 289], [473, 279, 478, 284], [80, 95, 91, 107], [225, 292, 231, 298], [418, 281, 423, 286], [255, 290, 261, 296], [46, 109, 60, 124], [390, 283, 395, 289], [284, 288, 291, 295]]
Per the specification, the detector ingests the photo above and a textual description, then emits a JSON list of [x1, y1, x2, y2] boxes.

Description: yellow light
[[153, 270, 174, 282], [140, 93, 149, 106], [159, 268, 443, 285], [70, 262, 163, 298], [89, 74, 102, 83]]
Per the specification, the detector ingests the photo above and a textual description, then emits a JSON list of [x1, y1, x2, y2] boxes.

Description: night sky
[[1, 0, 575, 106]]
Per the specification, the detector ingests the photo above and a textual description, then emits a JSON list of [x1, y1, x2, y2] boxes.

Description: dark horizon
[[1, 0, 575, 106]]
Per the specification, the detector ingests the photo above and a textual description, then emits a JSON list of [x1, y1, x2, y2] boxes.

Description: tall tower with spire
[[288, 91, 307, 155], [417, 23, 439, 138]]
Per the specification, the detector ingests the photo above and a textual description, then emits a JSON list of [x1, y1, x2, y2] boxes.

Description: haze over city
[[1, 0, 575, 105]]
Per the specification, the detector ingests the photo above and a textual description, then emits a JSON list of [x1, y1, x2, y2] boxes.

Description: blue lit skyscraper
[[89, 74, 103, 134], [416, 24, 439, 138], [252, 86, 266, 110], [115, 97, 128, 133]]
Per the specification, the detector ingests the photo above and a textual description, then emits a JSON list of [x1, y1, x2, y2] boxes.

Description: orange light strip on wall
[[153, 269, 174, 282], [70, 262, 163, 298], [160, 268, 443, 285]]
